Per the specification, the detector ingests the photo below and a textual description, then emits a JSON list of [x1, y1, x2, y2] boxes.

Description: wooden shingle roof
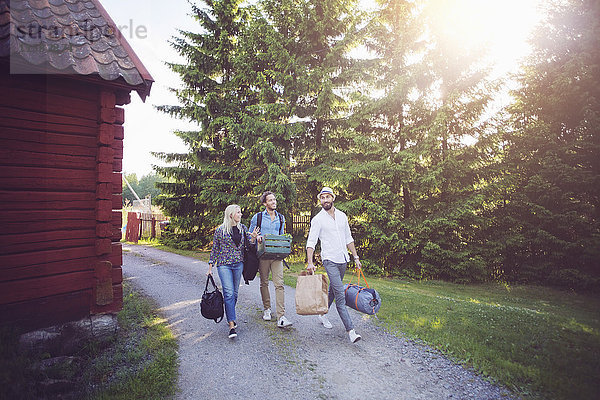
[[0, 0, 153, 100]]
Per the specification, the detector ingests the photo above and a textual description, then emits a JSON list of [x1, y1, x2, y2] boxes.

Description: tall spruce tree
[[156, 0, 363, 246], [153, 0, 252, 248], [407, 0, 496, 281], [228, 0, 308, 217], [489, 0, 600, 288], [317, 0, 497, 280], [304, 0, 423, 275], [236, 0, 365, 217]]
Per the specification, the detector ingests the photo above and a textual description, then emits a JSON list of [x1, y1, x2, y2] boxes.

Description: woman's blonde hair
[[221, 204, 241, 235]]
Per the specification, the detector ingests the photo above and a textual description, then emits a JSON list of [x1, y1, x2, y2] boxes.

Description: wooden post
[[139, 216, 143, 240], [94, 90, 121, 312], [125, 212, 140, 243], [151, 216, 156, 239]]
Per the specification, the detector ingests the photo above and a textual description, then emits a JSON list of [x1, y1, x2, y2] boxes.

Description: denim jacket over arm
[[209, 224, 251, 267]]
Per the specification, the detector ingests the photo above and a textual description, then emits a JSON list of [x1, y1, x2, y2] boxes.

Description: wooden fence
[[125, 212, 168, 242], [291, 214, 311, 236], [125, 212, 309, 243]]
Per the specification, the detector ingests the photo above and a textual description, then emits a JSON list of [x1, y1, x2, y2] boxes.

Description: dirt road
[[123, 244, 515, 400]]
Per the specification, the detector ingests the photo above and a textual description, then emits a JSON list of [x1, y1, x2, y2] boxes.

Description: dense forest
[[154, 0, 599, 289]]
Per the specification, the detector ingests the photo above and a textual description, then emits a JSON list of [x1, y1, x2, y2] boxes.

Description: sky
[[101, 0, 198, 177], [101, 0, 544, 178]]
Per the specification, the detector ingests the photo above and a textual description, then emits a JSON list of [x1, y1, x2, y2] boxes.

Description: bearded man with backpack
[[249, 191, 293, 328]]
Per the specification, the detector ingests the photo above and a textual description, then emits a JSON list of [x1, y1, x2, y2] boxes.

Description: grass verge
[[0, 281, 179, 400], [284, 259, 600, 400], [370, 278, 600, 400], [88, 280, 179, 399]]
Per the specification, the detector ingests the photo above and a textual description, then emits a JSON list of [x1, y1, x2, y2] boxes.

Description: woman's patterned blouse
[[209, 224, 252, 267]]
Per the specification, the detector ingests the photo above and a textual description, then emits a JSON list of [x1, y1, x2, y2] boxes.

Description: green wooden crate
[[257, 234, 292, 260]]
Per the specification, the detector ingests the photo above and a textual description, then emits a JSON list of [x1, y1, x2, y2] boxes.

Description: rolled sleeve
[[344, 216, 354, 245]]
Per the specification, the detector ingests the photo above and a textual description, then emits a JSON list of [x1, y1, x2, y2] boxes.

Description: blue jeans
[[217, 262, 243, 323], [323, 260, 354, 331]]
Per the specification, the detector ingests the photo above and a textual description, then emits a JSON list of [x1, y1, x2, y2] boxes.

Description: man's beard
[[322, 202, 332, 210]]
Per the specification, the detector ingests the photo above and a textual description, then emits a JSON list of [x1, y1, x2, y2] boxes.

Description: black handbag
[[201, 274, 224, 323], [242, 228, 260, 285]]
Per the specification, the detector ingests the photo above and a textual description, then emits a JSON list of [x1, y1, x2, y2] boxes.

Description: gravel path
[[123, 244, 516, 400]]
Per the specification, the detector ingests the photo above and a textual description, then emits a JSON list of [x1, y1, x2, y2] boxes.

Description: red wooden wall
[[0, 65, 127, 331]]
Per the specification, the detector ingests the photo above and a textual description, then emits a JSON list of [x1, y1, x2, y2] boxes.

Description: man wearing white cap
[[306, 187, 362, 343]]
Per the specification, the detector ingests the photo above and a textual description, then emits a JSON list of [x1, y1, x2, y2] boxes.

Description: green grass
[[87, 281, 179, 399], [0, 281, 179, 400], [371, 279, 600, 399], [280, 256, 599, 399]]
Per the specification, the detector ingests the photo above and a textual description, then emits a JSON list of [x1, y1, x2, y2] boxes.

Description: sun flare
[[428, 0, 544, 74]]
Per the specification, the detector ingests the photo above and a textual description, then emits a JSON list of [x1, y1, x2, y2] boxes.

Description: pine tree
[[235, 0, 365, 216], [155, 0, 360, 246], [491, 0, 600, 288], [406, 0, 496, 281], [317, 0, 497, 280], [153, 0, 251, 248], [304, 0, 423, 275], [275, 0, 367, 209]]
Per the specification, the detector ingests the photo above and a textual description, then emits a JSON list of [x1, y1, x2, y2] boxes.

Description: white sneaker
[[262, 309, 272, 321], [318, 314, 333, 329], [348, 329, 361, 343], [277, 315, 293, 328]]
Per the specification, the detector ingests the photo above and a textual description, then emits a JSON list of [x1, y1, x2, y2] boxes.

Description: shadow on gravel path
[[123, 244, 516, 400]]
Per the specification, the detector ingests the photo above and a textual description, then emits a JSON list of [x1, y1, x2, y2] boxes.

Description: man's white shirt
[[306, 208, 354, 263]]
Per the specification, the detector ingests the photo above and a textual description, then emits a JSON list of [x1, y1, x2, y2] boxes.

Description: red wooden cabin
[[0, 0, 153, 331]]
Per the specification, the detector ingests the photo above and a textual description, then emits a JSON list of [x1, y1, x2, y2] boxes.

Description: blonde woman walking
[[208, 205, 259, 338]]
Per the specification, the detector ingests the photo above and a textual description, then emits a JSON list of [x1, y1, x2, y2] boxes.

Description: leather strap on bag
[[345, 268, 377, 312], [348, 267, 370, 288], [300, 269, 314, 276], [256, 211, 285, 235], [205, 274, 218, 293]]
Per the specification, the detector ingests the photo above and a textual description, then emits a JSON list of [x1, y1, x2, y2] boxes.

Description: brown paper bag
[[295, 271, 329, 315]]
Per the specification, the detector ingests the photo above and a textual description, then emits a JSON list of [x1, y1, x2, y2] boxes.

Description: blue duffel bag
[[344, 269, 381, 315]]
